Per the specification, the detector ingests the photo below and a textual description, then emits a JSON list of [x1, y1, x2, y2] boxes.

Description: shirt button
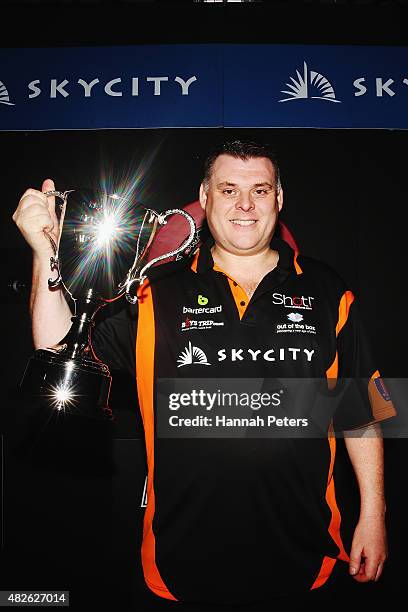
[[240, 300, 246, 307]]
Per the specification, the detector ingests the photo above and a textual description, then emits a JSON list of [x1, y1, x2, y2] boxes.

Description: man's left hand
[[349, 515, 388, 582]]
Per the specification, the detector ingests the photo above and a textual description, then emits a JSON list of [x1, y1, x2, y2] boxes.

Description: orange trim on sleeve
[[190, 249, 199, 273], [326, 351, 338, 389], [293, 251, 303, 275], [136, 281, 177, 602], [336, 290, 355, 336], [311, 426, 349, 590], [310, 556, 337, 590], [325, 291, 354, 388], [325, 429, 349, 563]]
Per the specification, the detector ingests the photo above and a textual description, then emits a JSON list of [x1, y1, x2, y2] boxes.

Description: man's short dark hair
[[202, 140, 281, 191]]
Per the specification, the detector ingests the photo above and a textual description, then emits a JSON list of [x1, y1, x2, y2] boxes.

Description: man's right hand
[[12, 179, 59, 257]]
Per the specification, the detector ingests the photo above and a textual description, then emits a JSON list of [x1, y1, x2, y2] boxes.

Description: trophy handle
[[43, 190, 75, 289], [119, 208, 198, 304], [140, 208, 197, 272]]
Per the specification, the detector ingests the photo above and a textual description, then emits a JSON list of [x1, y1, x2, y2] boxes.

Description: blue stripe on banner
[[0, 44, 407, 131]]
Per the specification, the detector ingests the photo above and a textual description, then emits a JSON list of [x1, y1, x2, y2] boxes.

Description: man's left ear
[[199, 183, 208, 211], [276, 188, 283, 212]]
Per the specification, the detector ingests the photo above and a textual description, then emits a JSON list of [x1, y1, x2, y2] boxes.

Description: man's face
[[199, 154, 283, 256]]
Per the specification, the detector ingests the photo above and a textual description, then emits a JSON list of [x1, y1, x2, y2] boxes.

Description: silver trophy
[[20, 188, 198, 420]]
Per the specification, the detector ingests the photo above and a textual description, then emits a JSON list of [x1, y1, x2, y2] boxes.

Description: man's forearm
[[31, 253, 73, 349], [343, 424, 386, 517]]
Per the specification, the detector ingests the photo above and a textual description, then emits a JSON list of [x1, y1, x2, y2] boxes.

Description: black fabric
[[333, 299, 383, 432], [91, 300, 138, 377], [91, 238, 395, 605]]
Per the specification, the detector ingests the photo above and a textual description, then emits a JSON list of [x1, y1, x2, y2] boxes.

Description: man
[[13, 140, 396, 606]]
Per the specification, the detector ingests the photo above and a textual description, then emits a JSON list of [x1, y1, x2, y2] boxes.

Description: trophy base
[[20, 349, 112, 421]]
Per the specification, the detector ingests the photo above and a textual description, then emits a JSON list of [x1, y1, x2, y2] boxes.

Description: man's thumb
[[349, 552, 361, 575], [42, 178, 55, 193]]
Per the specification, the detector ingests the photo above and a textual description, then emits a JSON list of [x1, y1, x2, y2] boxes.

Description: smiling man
[[199, 149, 282, 302], [13, 140, 397, 608]]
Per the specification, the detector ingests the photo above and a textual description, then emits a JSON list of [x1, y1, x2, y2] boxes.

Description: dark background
[[1, 1, 407, 610]]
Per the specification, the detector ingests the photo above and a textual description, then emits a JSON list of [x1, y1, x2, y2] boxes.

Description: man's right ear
[[199, 183, 207, 211]]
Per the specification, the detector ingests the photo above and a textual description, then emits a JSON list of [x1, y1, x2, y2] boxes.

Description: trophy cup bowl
[[20, 187, 198, 422]]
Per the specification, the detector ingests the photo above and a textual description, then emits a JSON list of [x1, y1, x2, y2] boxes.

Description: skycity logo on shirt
[[279, 62, 341, 103], [217, 347, 315, 362], [176, 345, 315, 366], [272, 293, 315, 310], [0, 80, 15, 106], [177, 342, 211, 367]]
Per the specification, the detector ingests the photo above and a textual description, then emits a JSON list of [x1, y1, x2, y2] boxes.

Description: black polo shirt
[[92, 236, 396, 605]]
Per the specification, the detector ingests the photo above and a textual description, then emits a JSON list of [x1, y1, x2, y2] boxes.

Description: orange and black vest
[[92, 236, 396, 605]]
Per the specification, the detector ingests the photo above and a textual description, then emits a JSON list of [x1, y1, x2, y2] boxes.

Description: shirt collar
[[193, 233, 298, 276]]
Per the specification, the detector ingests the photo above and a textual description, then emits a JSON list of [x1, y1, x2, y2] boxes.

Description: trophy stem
[[60, 288, 105, 359]]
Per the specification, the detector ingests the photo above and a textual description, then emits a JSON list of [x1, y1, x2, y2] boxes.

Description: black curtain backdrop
[[1, 3, 407, 610]]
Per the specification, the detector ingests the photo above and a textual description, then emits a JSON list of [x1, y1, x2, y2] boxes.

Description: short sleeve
[[90, 303, 138, 378], [332, 293, 397, 432]]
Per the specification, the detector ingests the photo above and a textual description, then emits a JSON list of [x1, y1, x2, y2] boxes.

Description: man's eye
[[223, 189, 235, 195], [254, 189, 268, 195]]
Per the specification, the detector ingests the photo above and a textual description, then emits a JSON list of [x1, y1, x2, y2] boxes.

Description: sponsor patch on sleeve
[[374, 377, 391, 401]]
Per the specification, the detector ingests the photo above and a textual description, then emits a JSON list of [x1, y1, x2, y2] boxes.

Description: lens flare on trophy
[[94, 211, 119, 249], [48, 382, 76, 412], [60, 188, 145, 296]]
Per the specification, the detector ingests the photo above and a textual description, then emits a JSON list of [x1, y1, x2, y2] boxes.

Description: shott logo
[[0, 80, 15, 106], [272, 292, 314, 310]]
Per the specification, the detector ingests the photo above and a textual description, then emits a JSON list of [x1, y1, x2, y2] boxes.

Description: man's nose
[[235, 192, 254, 212]]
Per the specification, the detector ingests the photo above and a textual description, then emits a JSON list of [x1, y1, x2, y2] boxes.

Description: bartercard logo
[[0, 80, 15, 106], [273, 292, 315, 310], [177, 342, 211, 368], [183, 305, 222, 315], [197, 294, 208, 305], [279, 61, 341, 104]]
